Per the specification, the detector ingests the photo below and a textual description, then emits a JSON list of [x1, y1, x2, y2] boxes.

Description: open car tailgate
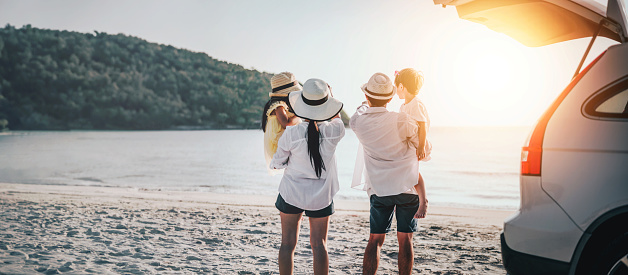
[[434, 0, 627, 47]]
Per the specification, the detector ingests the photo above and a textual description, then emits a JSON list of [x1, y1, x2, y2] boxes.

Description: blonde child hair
[[394, 68, 424, 95]]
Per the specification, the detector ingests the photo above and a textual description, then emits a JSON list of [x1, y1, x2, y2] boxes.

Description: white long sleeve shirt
[[270, 118, 345, 210], [350, 102, 419, 197]]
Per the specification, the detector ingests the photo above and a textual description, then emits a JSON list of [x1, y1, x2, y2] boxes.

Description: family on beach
[[262, 70, 432, 275]]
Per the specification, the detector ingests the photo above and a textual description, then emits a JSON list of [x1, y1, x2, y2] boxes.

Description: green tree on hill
[[0, 25, 286, 130]]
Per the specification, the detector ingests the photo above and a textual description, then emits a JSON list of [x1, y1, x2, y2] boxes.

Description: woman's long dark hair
[[261, 97, 290, 132], [307, 121, 326, 178]]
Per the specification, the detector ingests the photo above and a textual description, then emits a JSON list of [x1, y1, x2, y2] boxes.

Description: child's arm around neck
[[275, 106, 301, 128]]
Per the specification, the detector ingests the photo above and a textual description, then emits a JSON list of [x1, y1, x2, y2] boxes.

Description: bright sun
[[446, 35, 531, 125], [472, 53, 511, 93]]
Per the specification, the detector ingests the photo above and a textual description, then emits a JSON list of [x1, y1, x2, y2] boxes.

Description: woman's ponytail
[[307, 121, 326, 178]]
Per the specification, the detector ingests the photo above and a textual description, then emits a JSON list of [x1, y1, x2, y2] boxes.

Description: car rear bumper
[[501, 232, 571, 275], [503, 176, 583, 261]]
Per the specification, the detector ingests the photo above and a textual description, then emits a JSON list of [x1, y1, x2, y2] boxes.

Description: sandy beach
[[0, 183, 514, 274]]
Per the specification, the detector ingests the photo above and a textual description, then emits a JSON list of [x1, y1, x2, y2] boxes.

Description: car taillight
[[521, 50, 607, 176]]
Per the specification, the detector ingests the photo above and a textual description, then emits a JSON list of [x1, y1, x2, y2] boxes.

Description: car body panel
[[542, 42, 628, 230]]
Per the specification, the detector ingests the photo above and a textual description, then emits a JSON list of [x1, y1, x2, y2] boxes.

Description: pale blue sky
[[0, 0, 618, 126]]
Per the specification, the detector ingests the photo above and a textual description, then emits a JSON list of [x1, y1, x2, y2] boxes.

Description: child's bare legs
[[414, 173, 428, 219]]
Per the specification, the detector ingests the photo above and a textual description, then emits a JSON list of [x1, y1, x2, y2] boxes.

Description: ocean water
[[0, 127, 530, 210]]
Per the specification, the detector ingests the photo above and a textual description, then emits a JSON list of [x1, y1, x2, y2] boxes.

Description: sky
[[0, 0, 619, 126]]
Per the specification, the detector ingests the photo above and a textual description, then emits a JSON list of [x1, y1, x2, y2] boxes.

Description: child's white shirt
[[400, 97, 432, 162]]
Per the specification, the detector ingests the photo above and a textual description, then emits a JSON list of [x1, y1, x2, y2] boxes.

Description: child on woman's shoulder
[[395, 68, 431, 218], [262, 72, 302, 175]]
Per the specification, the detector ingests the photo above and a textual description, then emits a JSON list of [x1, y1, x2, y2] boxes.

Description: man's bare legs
[[363, 233, 386, 275], [397, 232, 414, 275]]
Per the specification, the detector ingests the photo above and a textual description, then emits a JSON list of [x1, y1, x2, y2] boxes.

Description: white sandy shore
[[0, 183, 514, 274]]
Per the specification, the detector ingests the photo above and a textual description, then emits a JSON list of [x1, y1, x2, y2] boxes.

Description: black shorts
[[275, 194, 334, 218], [370, 193, 420, 234]]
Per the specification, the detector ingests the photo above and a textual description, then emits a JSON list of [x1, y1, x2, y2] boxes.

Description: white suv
[[435, 0, 628, 274]]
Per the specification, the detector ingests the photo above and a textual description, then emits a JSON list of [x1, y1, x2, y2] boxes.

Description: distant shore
[[0, 124, 262, 132], [0, 183, 512, 274], [1, 120, 353, 131]]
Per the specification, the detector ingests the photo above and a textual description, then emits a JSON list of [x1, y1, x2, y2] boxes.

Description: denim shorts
[[275, 194, 334, 218], [370, 193, 420, 234]]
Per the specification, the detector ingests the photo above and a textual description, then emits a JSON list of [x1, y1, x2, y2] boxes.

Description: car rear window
[[584, 76, 628, 119], [596, 89, 628, 113]]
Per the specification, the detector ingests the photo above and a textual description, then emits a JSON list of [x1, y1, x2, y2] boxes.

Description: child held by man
[[395, 68, 432, 219]]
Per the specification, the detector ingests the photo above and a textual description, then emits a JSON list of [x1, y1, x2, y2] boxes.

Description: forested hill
[[0, 25, 349, 131]]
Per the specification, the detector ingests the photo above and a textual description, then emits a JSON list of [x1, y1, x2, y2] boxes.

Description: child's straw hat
[[270, 72, 302, 97]]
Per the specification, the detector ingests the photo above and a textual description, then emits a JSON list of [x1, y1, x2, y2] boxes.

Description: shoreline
[[0, 183, 514, 227], [0, 180, 518, 211]]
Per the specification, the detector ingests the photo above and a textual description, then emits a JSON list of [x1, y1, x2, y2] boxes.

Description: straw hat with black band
[[289, 78, 343, 122], [270, 72, 302, 97], [361, 72, 397, 100], [262, 72, 302, 131]]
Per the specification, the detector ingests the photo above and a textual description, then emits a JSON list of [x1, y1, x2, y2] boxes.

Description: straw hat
[[270, 72, 302, 97], [289, 78, 343, 122], [361, 72, 397, 100]]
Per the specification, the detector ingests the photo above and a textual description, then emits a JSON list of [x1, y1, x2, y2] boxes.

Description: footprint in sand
[[109, 250, 133, 257], [85, 228, 101, 236], [245, 229, 265, 234], [186, 255, 202, 261], [94, 259, 113, 265], [58, 262, 73, 272]]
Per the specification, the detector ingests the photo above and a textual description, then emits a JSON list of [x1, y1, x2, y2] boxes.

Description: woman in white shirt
[[270, 78, 344, 275]]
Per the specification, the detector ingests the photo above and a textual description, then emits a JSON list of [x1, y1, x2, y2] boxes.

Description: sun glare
[[443, 34, 532, 125], [472, 53, 511, 93]]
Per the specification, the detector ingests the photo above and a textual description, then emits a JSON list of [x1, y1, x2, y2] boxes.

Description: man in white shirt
[[350, 73, 427, 275]]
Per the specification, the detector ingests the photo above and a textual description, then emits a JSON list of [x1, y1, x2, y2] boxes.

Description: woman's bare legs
[[279, 212, 303, 275], [309, 216, 330, 275]]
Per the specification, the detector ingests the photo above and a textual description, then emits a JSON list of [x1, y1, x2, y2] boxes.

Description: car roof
[[434, 0, 627, 47]]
